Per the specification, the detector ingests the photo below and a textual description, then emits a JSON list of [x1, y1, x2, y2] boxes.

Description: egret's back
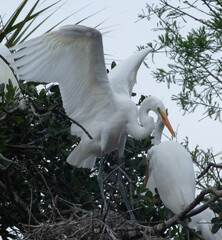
[[150, 141, 195, 214]]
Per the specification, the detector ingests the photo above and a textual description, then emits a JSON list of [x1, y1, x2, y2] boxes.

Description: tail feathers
[[66, 144, 96, 169]]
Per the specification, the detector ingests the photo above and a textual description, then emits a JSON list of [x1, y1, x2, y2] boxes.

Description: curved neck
[[138, 97, 165, 146], [126, 120, 154, 140]]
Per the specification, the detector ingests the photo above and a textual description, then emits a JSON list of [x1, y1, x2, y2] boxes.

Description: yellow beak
[[144, 108, 175, 188], [157, 108, 175, 137]]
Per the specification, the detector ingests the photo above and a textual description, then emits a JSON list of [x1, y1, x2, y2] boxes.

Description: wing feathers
[[9, 25, 114, 137], [109, 48, 151, 96]]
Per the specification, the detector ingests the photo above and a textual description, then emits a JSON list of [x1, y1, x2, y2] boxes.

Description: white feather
[[9, 25, 153, 168]]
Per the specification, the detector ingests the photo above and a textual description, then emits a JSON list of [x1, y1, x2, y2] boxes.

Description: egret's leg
[[97, 151, 107, 210], [117, 156, 136, 222], [185, 219, 190, 240]]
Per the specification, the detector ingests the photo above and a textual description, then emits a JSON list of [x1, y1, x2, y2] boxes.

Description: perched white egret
[[8, 25, 155, 167], [0, 43, 18, 89], [144, 96, 196, 215], [7, 25, 175, 218], [189, 206, 222, 240]]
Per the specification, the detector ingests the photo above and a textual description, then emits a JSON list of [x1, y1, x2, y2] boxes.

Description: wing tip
[[59, 25, 102, 39]]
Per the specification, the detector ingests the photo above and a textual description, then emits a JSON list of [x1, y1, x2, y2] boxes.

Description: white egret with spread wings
[[7, 25, 175, 219]]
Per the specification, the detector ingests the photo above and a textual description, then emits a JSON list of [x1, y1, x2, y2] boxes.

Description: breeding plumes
[[144, 96, 196, 215]]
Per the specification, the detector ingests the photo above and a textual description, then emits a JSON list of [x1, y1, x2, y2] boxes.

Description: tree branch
[[56, 108, 93, 140], [197, 162, 222, 179], [161, 0, 218, 30], [153, 187, 222, 233], [0, 176, 39, 225]]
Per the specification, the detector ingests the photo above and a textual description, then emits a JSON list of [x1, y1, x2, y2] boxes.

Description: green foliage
[[1, 1, 221, 239], [139, 0, 222, 120], [0, 0, 94, 47], [0, 81, 99, 237], [138, 1, 222, 238], [0, 79, 170, 239]]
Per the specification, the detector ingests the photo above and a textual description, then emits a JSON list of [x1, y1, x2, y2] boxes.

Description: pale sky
[[1, 0, 222, 159]]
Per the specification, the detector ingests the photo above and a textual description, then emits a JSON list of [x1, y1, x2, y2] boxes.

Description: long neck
[[152, 117, 164, 145], [139, 97, 165, 146], [126, 103, 155, 140], [126, 120, 154, 140]]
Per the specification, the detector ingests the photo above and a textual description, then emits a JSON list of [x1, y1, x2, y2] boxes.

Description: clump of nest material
[[20, 208, 165, 240]]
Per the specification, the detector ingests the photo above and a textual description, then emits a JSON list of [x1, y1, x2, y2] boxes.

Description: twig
[[36, 168, 64, 221], [5, 144, 43, 149], [56, 108, 93, 140], [0, 105, 21, 121], [180, 221, 204, 240], [0, 153, 22, 168], [103, 163, 124, 182], [197, 162, 222, 179], [0, 54, 93, 140], [153, 187, 222, 233], [202, 0, 222, 21], [198, 60, 222, 84], [0, 54, 20, 86], [0, 178, 39, 224], [161, 0, 219, 31], [99, 220, 120, 240], [30, 102, 54, 118]]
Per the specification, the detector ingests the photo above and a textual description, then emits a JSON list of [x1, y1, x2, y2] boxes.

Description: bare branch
[[198, 60, 222, 85], [0, 176, 39, 224], [0, 105, 21, 121], [180, 221, 204, 240], [161, 0, 220, 31], [0, 54, 20, 86], [56, 108, 93, 140], [202, 0, 222, 21], [6, 144, 43, 149], [153, 187, 222, 233], [197, 162, 222, 179]]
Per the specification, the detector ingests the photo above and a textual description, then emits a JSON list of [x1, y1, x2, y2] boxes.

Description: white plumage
[[144, 97, 196, 214], [0, 43, 18, 89], [189, 207, 222, 240], [8, 25, 157, 169], [147, 141, 196, 214]]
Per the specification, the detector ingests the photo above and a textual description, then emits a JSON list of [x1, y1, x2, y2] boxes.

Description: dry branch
[[153, 187, 222, 233]]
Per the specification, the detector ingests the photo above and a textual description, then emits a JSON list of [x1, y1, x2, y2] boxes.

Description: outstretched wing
[[0, 43, 18, 88], [9, 25, 115, 137], [108, 48, 151, 97]]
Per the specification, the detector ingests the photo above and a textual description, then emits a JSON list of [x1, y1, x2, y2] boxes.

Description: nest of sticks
[[20, 208, 165, 240]]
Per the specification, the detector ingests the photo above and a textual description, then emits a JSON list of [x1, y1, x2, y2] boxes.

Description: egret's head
[[156, 107, 175, 137], [139, 96, 175, 138]]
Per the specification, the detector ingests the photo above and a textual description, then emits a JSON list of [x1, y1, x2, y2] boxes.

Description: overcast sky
[[1, 0, 222, 158]]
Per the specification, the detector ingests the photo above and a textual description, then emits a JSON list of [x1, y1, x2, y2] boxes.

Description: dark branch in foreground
[[56, 108, 93, 140], [197, 162, 222, 179], [153, 187, 222, 233]]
